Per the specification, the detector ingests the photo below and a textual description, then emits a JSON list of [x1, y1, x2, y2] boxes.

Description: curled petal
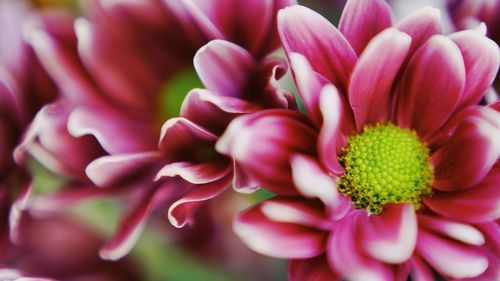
[[168, 175, 230, 228], [158, 117, 218, 161], [69, 105, 157, 154], [194, 40, 254, 97], [355, 204, 417, 264], [232, 161, 259, 193], [217, 110, 316, 195], [260, 198, 329, 229], [180, 88, 260, 135], [339, 0, 393, 55], [87, 152, 163, 187], [432, 118, 500, 191], [154, 161, 230, 184], [278, 5, 356, 91]]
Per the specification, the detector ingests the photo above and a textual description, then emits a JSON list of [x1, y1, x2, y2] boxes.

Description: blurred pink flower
[[15, 0, 296, 261], [217, 0, 500, 280], [2, 214, 142, 281]]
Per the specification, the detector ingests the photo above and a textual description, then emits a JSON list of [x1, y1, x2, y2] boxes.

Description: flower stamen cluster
[[338, 123, 433, 214]]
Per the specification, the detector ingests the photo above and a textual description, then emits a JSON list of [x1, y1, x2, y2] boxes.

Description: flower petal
[[424, 164, 500, 222], [355, 204, 417, 264], [448, 30, 500, 110], [278, 5, 357, 91], [154, 161, 230, 184], [168, 175, 230, 228], [288, 52, 326, 125], [234, 200, 327, 259], [417, 229, 488, 279], [418, 215, 485, 246], [396, 35, 465, 139], [194, 39, 255, 97], [396, 6, 441, 58], [338, 0, 393, 55], [217, 110, 316, 195], [318, 85, 347, 175], [68, 105, 157, 154], [348, 28, 411, 129], [432, 118, 500, 191], [232, 161, 259, 193], [87, 152, 163, 187], [180, 88, 260, 135], [260, 198, 328, 229], [328, 215, 396, 281], [158, 117, 218, 161], [291, 154, 351, 220], [100, 185, 159, 260]]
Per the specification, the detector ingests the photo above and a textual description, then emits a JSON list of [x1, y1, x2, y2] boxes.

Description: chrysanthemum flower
[[16, 0, 296, 260], [217, 0, 500, 280]]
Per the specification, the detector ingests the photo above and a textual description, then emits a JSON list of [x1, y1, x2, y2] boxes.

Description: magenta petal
[[328, 215, 396, 281], [75, 18, 158, 112], [409, 255, 435, 281], [278, 5, 357, 91], [9, 182, 33, 245], [86, 152, 163, 187], [318, 85, 347, 175], [234, 200, 327, 259], [194, 40, 254, 97], [288, 52, 325, 125], [158, 117, 217, 157], [432, 118, 500, 191], [217, 110, 316, 195], [289, 255, 340, 281], [418, 215, 485, 246], [232, 161, 259, 193], [355, 204, 417, 263], [424, 164, 500, 222], [338, 0, 393, 55], [448, 30, 500, 110], [68, 105, 157, 154], [180, 88, 260, 135], [417, 229, 488, 279], [348, 28, 411, 129], [168, 175, 230, 228], [100, 186, 159, 261], [154, 161, 230, 184], [260, 198, 328, 229], [291, 154, 351, 220], [396, 35, 465, 139], [396, 6, 441, 58]]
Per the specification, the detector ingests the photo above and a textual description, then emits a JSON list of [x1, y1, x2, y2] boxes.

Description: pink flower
[[16, 0, 296, 261], [218, 0, 500, 280], [2, 214, 142, 281]]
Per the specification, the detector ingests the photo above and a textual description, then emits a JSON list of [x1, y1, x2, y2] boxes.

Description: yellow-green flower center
[[338, 124, 433, 214]]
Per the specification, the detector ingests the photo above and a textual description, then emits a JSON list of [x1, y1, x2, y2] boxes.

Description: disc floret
[[338, 123, 433, 214]]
